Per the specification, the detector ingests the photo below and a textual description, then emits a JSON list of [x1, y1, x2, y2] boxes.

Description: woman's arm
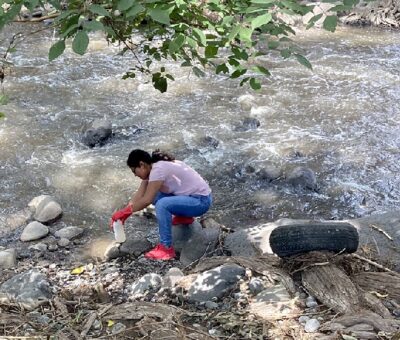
[[129, 180, 148, 206], [130, 180, 163, 213]]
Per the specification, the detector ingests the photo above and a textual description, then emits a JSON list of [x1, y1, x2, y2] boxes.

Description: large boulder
[[0, 270, 52, 310], [187, 264, 245, 302], [179, 219, 221, 266], [82, 119, 112, 147]]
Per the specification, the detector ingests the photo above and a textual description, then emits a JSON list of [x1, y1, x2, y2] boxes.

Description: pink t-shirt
[[149, 160, 211, 196]]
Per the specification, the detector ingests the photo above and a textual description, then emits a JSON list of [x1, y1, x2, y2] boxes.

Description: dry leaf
[[71, 266, 86, 275]]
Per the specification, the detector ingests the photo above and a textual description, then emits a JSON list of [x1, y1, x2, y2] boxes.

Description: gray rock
[[180, 224, 220, 266], [34, 197, 62, 223], [20, 221, 49, 242], [29, 243, 48, 252], [299, 315, 310, 325], [0, 270, 52, 310], [248, 278, 264, 295], [54, 226, 83, 240], [119, 238, 152, 257], [172, 220, 202, 252], [306, 296, 318, 308], [57, 238, 70, 247], [161, 267, 184, 289], [187, 264, 245, 302], [28, 195, 55, 211], [82, 119, 112, 147], [130, 273, 162, 296], [111, 322, 126, 335], [104, 242, 121, 261], [256, 165, 282, 182], [0, 248, 17, 269], [248, 284, 298, 320], [304, 318, 320, 333], [286, 166, 317, 191], [204, 301, 219, 309]]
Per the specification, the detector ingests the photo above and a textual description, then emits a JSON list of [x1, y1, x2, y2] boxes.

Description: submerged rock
[[0, 270, 52, 310], [286, 166, 317, 191], [82, 119, 112, 147]]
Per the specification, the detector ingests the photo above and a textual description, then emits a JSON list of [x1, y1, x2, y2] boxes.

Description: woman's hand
[[109, 205, 133, 229]]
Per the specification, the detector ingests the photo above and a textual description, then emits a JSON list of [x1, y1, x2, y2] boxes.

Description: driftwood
[[301, 264, 360, 313], [353, 272, 400, 302], [103, 301, 188, 321], [320, 310, 400, 333], [190, 255, 296, 294]]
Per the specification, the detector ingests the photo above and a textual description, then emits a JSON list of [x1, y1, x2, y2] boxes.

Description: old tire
[[270, 222, 359, 258]]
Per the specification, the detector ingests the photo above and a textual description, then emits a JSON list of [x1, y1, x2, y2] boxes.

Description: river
[[1, 23, 399, 238]]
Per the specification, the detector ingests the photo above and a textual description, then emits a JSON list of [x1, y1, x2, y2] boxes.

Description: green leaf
[[294, 53, 312, 70], [252, 66, 270, 75], [0, 112, 5, 119], [0, 95, 9, 105], [250, 77, 261, 90], [72, 31, 89, 55], [89, 4, 110, 17], [192, 28, 206, 46], [49, 40, 65, 61], [251, 13, 272, 30], [251, 0, 275, 3], [231, 68, 247, 79], [216, 63, 229, 74], [239, 27, 253, 43], [152, 75, 168, 93], [205, 45, 218, 58], [227, 25, 240, 43], [83, 20, 104, 31], [323, 15, 337, 32], [118, 0, 134, 11], [306, 13, 323, 29], [148, 8, 170, 25], [169, 34, 185, 54], [126, 4, 145, 18]]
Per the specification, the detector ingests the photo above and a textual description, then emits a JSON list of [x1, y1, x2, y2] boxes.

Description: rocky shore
[[1, 195, 400, 338]]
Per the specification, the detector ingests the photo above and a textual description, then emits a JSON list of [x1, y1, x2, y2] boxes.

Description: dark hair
[[127, 149, 174, 167]]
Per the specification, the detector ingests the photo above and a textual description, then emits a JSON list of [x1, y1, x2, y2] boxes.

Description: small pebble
[[304, 318, 320, 333], [298, 315, 310, 325]]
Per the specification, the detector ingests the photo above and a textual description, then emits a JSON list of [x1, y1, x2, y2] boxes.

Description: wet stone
[[130, 273, 162, 296]]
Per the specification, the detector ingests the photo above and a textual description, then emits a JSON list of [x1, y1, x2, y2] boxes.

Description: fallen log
[[301, 263, 360, 313], [353, 272, 400, 303]]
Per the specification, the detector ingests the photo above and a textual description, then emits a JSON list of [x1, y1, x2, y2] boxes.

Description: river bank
[[1, 195, 400, 338]]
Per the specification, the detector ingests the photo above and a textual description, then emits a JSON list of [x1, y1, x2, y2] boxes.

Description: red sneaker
[[145, 244, 176, 260], [172, 216, 195, 225]]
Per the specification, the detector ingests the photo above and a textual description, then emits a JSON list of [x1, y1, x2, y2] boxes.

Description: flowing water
[[1, 23, 400, 237]]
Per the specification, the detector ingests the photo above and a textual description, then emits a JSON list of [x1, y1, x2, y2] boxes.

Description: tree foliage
[[0, 0, 359, 92]]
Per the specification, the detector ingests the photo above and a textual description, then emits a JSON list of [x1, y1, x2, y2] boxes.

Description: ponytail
[[151, 149, 175, 162]]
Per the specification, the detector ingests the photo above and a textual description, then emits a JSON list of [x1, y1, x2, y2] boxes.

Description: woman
[[110, 149, 212, 260]]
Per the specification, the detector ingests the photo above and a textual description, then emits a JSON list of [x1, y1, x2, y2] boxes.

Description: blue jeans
[[153, 192, 212, 247]]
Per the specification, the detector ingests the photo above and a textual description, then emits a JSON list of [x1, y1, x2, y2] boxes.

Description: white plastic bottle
[[113, 220, 126, 243]]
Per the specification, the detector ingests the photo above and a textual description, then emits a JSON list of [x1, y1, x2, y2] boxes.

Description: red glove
[[111, 205, 133, 225]]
